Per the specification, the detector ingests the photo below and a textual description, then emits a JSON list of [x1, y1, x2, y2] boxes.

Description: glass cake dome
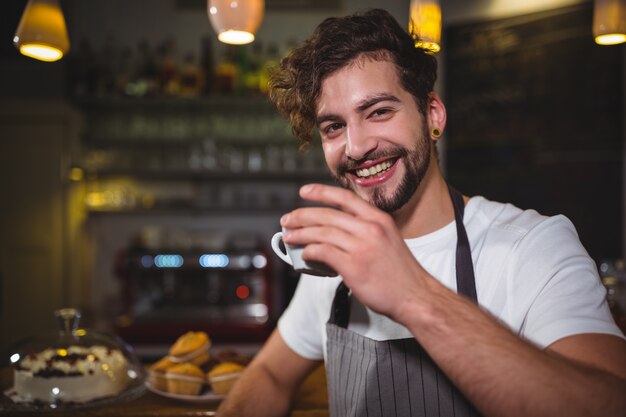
[[2, 308, 146, 412]]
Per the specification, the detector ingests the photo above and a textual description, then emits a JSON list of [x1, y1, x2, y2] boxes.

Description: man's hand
[[280, 183, 430, 322]]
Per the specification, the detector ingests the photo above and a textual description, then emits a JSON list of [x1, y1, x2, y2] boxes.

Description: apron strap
[[448, 185, 478, 303], [329, 282, 351, 328]]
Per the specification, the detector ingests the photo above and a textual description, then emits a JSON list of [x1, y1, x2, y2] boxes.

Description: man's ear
[[427, 92, 447, 137]]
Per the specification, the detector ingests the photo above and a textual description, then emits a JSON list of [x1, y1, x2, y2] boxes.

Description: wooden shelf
[[86, 169, 332, 182], [76, 95, 332, 215]]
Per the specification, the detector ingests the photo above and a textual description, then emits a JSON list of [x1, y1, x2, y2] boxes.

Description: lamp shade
[[208, 0, 264, 45], [409, 0, 442, 53], [593, 0, 626, 45], [13, 0, 70, 62]]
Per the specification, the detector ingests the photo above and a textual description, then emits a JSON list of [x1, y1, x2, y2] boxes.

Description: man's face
[[315, 57, 432, 213]]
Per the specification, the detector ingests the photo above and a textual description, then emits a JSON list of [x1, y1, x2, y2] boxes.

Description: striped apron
[[325, 186, 482, 417]]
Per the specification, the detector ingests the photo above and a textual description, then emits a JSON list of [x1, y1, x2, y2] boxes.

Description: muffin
[[148, 356, 175, 391], [169, 331, 211, 366], [214, 349, 251, 366], [165, 362, 205, 396], [207, 362, 244, 395]]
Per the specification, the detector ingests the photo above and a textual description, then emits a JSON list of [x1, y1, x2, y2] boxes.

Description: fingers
[[301, 242, 351, 273], [281, 183, 395, 244], [282, 184, 389, 228], [279, 183, 399, 274], [284, 224, 358, 255], [281, 206, 360, 233], [298, 184, 374, 218]]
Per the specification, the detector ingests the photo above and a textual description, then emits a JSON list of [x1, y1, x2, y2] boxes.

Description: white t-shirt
[[277, 196, 624, 361]]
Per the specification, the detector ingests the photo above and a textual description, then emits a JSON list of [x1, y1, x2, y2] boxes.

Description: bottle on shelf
[[157, 37, 181, 96], [259, 42, 279, 94], [243, 41, 264, 93], [67, 38, 97, 97], [132, 39, 159, 97], [214, 46, 239, 95], [200, 36, 216, 96], [115, 46, 134, 96], [179, 52, 204, 98], [97, 36, 120, 97]]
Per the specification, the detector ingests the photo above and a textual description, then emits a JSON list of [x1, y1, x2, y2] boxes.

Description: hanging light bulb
[[409, 0, 442, 53], [13, 0, 70, 62], [208, 0, 264, 45], [593, 0, 626, 45]]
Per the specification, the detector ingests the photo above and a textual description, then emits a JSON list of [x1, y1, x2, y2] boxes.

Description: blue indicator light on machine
[[141, 255, 154, 268], [234, 255, 251, 268], [154, 254, 184, 268], [199, 254, 229, 268], [252, 254, 267, 269]]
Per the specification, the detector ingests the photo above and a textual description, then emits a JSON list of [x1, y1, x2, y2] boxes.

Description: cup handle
[[271, 232, 292, 265]]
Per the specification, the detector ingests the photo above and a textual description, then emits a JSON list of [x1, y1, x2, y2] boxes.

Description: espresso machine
[[112, 232, 276, 347]]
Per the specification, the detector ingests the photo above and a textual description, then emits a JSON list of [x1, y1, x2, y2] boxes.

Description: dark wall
[[445, 3, 624, 262], [0, 1, 24, 61]]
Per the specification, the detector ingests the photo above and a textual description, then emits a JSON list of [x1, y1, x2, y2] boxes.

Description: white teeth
[[356, 161, 393, 178]]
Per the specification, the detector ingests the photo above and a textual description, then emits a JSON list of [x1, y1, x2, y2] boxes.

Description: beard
[[333, 124, 432, 213]]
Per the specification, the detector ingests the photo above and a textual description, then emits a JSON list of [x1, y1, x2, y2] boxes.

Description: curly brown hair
[[268, 8, 438, 149]]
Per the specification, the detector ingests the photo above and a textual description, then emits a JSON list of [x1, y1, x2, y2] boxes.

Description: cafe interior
[[0, 0, 624, 414]]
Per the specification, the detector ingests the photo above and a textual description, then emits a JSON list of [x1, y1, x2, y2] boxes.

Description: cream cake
[[13, 345, 130, 403]]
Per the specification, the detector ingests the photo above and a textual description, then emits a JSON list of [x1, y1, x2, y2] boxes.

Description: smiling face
[[316, 56, 434, 213]]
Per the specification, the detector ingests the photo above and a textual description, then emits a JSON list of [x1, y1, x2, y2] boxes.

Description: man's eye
[[369, 108, 393, 118], [324, 123, 344, 135]]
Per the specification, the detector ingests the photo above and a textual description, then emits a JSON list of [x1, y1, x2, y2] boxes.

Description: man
[[218, 9, 626, 417]]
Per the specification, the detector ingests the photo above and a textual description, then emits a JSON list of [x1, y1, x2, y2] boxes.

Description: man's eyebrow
[[316, 94, 400, 127], [356, 94, 400, 112]]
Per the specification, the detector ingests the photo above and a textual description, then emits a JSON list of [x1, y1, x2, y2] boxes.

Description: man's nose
[[345, 126, 378, 161]]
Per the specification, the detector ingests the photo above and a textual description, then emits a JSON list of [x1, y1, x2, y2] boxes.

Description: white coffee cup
[[271, 229, 337, 277]]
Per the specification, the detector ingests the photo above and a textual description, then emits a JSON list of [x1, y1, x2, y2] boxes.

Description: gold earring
[[432, 128, 442, 139]]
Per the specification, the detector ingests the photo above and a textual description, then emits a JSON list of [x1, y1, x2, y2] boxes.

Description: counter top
[[1, 365, 329, 417]]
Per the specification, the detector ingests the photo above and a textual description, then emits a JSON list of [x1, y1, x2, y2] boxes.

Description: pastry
[[207, 362, 244, 395], [165, 362, 205, 396], [214, 349, 251, 366], [13, 345, 130, 403], [169, 331, 211, 366], [147, 356, 175, 391]]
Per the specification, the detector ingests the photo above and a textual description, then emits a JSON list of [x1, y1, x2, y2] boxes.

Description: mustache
[[336, 147, 409, 177]]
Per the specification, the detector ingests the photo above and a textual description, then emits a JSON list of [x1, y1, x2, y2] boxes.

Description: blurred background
[[0, 0, 624, 358]]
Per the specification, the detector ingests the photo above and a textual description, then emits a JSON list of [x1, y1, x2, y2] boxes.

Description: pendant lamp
[[13, 0, 70, 62], [208, 0, 265, 45], [409, 0, 442, 53], [593, 0, 626, 45]]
